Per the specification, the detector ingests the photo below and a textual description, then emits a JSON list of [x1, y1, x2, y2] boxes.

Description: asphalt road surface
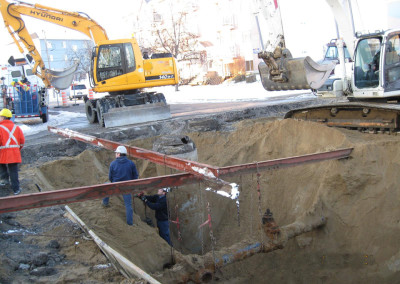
[[22, 93, 318, 146]]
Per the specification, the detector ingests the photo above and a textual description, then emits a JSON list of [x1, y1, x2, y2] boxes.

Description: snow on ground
[[155, 80, 313, 104], [17, 111, 86, 137], [19, 80, 314, 137]]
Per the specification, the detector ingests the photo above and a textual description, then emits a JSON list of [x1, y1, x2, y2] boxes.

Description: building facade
[[38, 38, 93, 82]]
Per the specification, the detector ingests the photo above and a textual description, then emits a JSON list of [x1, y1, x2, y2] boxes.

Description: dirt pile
[[2, 117, 400, 283]]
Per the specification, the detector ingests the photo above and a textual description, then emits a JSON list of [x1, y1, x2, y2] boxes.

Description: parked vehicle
[[69, 84, 88, 100], [0, 58, 49, 123]]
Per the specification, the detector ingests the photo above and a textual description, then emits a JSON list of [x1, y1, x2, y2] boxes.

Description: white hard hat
[[115, 146, 127, 154]]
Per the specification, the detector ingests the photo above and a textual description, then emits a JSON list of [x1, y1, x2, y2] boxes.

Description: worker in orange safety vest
[[0, 109, 25, 195]]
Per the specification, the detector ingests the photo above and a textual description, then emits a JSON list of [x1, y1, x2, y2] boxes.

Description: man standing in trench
[[0, 108, 25, 195], [140, 188, 172, 245], [102, 146, 139, 226]]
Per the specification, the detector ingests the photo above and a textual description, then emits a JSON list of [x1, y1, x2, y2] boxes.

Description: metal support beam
[[48, 126, 220, 179], [0, 148, 352, 213]]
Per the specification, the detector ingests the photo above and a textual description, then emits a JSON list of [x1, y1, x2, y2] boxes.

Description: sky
[[0, 0, 393, 64]]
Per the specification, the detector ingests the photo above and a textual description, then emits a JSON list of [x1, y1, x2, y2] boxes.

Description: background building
[[0, 0, 397, 86]]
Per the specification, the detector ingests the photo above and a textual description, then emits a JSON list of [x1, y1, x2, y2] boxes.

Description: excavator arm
[[254, 0, 336, 91], [0, 0, 108, 89]]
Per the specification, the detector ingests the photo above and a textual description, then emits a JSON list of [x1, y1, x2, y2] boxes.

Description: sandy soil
[[2, 117, 400, 283]]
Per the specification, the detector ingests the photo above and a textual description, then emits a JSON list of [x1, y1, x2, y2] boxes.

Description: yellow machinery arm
[[0, 0, 108, 89], [0, 0, 179, 93], [0, 0, 179, 127]]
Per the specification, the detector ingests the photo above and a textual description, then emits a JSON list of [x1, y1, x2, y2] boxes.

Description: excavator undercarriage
[[84, 92, 170, 128], [285, 102, 400, 133]]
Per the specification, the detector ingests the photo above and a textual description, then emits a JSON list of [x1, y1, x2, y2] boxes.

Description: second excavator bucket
[[45, 62, 79, 90], [103, 103, 171, 128], [258, 56, 335, 91]]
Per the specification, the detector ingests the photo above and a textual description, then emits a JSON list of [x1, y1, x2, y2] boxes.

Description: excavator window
[[124, 43, 136, 73], [96, 43, 137, 82], [97, 45, 124, 81], [384, 34, 400, 91], [354, 37, 381, 89]]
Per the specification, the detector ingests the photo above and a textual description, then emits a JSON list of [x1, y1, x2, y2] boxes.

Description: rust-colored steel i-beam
[[0, 148, 352, 213], [48, 126, 220, 179]]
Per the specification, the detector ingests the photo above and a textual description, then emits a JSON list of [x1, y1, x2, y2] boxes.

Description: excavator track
[[284, 102, 400, 133]]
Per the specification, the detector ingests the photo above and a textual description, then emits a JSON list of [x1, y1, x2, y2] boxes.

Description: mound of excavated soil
[[4, 117, 400, 283]]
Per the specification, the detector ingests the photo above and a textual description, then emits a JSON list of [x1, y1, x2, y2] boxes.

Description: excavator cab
[[353, 36, 381, 89], [89, 38, 178, 93], [352, 30, 400, 98]]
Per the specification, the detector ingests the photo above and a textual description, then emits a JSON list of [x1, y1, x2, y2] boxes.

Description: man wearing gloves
[[102, 145, 139, 226], [140, 188, 171, 245]]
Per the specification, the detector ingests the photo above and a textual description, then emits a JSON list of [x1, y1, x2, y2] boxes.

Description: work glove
[[141, 196, 147, 202], [134, 191, 144, 198]]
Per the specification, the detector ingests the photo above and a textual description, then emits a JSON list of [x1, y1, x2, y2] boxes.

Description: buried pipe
[[176, 209, 327, 283]]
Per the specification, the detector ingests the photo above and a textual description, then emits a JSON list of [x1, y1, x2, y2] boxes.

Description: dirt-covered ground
[[2, 113, 400, 283]]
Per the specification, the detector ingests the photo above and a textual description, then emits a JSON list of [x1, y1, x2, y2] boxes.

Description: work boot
[[13, 189, 21, 195], [0, 180, 10, 186], [102, 201, 110, 208]]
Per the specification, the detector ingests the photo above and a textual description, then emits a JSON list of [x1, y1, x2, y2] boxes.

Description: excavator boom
[[256, 0, 400, 132], [254, 0, 336, 92], [0, 0, 179, 127], [0, 0, 109, 89]]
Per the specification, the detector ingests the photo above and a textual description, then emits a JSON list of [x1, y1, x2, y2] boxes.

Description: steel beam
[[48, 126, 220, 179], [218, 148, 353, 177], [0, 148, 352, 213]]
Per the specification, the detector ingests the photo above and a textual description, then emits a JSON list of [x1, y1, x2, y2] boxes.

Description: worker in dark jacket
[[140, 188, 171, 245], [102, 145, 139, 226], [0, 108, 25, 195]]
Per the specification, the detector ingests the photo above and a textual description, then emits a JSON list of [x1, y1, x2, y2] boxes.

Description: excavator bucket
[[45, 62, 79, 90], [103, 103, 171, 128], [258, 56, 335, 91]]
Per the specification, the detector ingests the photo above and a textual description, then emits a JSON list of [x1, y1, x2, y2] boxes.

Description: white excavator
[[255, 0, 400, 132]]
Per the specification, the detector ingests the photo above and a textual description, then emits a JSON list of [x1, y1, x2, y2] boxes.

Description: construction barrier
[[61, 91, 68, 106], [88, 89, 94, 100]]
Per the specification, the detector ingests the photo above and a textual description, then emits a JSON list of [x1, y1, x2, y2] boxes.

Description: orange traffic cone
[[61, 91, 68, 106], [88, 89, 94, 100]]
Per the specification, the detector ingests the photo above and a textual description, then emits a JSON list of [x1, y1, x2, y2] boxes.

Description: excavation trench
[[25, 118, 400, 283]]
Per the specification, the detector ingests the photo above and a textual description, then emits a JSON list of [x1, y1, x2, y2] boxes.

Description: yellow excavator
[[255, 0, 400, 132], [0, 0, 179, 127]]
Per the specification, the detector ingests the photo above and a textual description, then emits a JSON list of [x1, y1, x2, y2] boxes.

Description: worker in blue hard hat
[[0, 108, 25, 195], [102, 145, 139, 226]]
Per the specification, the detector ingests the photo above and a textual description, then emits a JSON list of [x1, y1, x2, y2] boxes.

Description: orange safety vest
[[0, 120, 25, 164]]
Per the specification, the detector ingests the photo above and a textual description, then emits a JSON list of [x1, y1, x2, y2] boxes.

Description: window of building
[[63, 41, 67, 49], [65, 55, 68, 61], [46, 41, 52, 49], [50, 55, 54, 62]]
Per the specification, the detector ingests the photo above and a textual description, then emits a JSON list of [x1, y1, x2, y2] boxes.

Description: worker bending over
[[0, 108, 24, 195], [140, 189, 171, 245]]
